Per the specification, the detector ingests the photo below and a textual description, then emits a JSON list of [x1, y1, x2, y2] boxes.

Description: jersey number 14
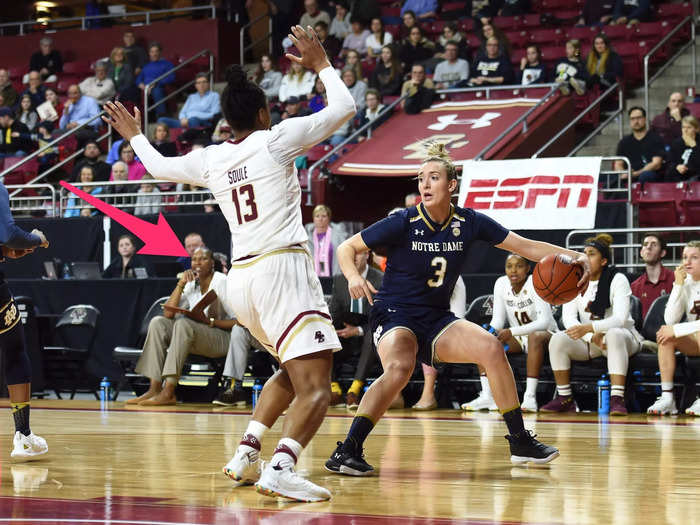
[[231, 184, 258, 224]]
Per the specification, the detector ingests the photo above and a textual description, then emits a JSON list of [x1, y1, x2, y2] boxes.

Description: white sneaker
[[461, 392, 498, 411], [647, 396, 678, 416], [255, 461, 331, 502], [685, 398, 700, 416], [222, 445, 261, 485], [521, 394, 538, 413], [10, 432, 48, 461]]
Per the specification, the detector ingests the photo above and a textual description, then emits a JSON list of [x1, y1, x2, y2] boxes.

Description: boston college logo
[[314, 331, 325, 344]]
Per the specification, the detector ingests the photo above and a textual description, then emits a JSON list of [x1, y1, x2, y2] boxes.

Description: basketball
[[532, 253, 583, 305]]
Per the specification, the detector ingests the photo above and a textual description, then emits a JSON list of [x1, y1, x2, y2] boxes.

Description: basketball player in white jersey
[[462, 254, 557, 413], [103, 26, 356, 502]]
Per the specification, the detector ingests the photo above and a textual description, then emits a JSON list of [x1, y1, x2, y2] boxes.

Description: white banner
[[457, 157, 601, 229]]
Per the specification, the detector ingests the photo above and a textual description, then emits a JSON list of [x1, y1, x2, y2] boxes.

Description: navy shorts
[[369, 301, 460, 366]]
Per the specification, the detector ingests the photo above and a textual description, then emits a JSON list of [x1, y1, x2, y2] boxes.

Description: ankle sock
[[501, 406, 525, 437], [348, 380, 364, 395], [524, 377, 538, 398], [342, 414, 374, 454], [661, 382, 673, 401], [240, 420, 269, 451], [480, 375, 492, 398], [611, 385, 625, 398], [270, 437, 303, 470], [12, 402, 30, 436], [557, 384, 572, 397]]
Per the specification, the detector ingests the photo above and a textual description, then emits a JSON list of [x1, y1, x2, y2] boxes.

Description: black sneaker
[[212, 388, 247, 407], [324, 441, 374, 476], [505, 430, 559, 465]]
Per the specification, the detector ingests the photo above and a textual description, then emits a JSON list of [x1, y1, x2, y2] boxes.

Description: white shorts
[[226, 245, 340, 364]]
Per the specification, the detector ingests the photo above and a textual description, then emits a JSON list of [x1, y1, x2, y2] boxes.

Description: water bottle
[[99, 376, 111, 402], [598, 375, 610, 415], [482, 324, 509, 352], [252, 379, 262, 409], [598, 414, 609, 448], [62, 263, 72, 280]]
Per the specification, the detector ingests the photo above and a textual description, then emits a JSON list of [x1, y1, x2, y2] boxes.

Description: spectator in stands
[[278, 61, 315, 102], [211, 119, 232, 143], [342, 68, 367, 111], [519, 45, 548, 85], [330, 1, 351, 40], [0, 69, 18, 108], [253, 55, 283, 100], [541, 233, 642, 416], [366, 17, 393, 58], [647, 240, 700, 416], [116, 141, 146, 181], [369, 45, 402, 97], [158, 73, 220, 130], [300, 0, 331, 28], [666, 116, 700, 182], [328, 249, 384, 407], [614, 106, 665, 183], [59, 85, 100, 146], [177, 232, 204, 271], [631, 233, 674, 319], [405, 192, 419, 207], [126, 247, 235, 406], [0, 107, 31, 157], [554, 40, 588, 96], [402, 63, 435, 114], [134, 174, 162, 216], [214, 325, 266, 406], [106, 161, 133, 208], [399, 10, 418, 40], [64, 165, 103, 218], [151, 122, 177, 157], [102, 234, 151, 279], [306, 205, 349, 277], [433, 42, 470, 89], [72, 140, 111, 182], [33, 122, 58, 168], [578, 0, 615, 26], [341, 16, 371, 57], [16, 95, 38, 132], [651, 92, 689, 146], [400, 26, 436, 75], [435, 23, 469, 61], [36, 87, 61, 123], [611, 0, 651, 25], [29, 37, 63, 82], [344, 49, 365, 82], [585, 34, 623, 89], [20, 71, 46, 108], [356, 89, 389, 136], [122, 30, 147, 76], [309, 76, 327, 112], [281, 95, 312, 121], [204, 199, 218, 214], [107, 47, 137, 103], [350, 0, 381, 23], [469, 37, 514, 86], [136, 42, 175, 118], [314, 22, 342, 60], [477, 0, 531, 23], [79, 61, 116, 107], [479, 23, 511, 57], [400, 0, 437, 20]]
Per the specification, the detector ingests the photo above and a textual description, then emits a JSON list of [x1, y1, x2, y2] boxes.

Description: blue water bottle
[[252, 379, 262, 408], [99, 376, 111, 402], [598, 375, 610, 415], [482, 324, 509, 352]]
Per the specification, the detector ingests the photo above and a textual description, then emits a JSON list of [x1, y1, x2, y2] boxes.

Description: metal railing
[[0, 5, 217, 36], [532, 82, 624, 158], [6, 184, 57, 216], [644, 16, 697, 117], [566, 226, 700, 271], [143, 49, 215, 131], [240, 11, 273, 65], [435, 82, 558, 101]]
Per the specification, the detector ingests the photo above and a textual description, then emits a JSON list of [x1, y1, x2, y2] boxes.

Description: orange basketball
[[532, 253, 583, 305]]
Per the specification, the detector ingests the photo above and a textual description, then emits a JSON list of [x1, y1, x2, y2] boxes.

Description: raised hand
[[102, 101, 142, 142], [285, 25, 331, 74]]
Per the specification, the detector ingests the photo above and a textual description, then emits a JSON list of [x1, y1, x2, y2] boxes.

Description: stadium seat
[[680, 182, 700, 226], [520, 14, 541, 27], [380, 6, 400, 18], [598, 24, 631, 43], [529, 28, 566, 47], [655, 2, 693, 21], [457, 19, 475, 33], [642, 294, 673, 341], [62, 60, 92, 77], [493, 16, 520, 31], [538, 0, 570, 11], [630, 294, 643, 334], [615, 41, 649, 84], [306, 144, 332, 163], [552, 9, 580, 20], [635, 182, 682, 227], [566, 26, 596, 45], [504, 30, 528, 49]]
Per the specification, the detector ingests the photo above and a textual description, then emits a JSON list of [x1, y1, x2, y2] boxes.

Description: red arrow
[[59, 180, 189, 257]]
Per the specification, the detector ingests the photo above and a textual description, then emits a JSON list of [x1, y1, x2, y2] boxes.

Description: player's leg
[[648, 334, 699, 415], [326, 328, 418, 476], [605, 327, 638, 416], [413, 363, 438, 410], [128, 316, 174, 404], [462, 337, 519, 412], [522, 331, 551, 412], [435, 320, 558, 464]]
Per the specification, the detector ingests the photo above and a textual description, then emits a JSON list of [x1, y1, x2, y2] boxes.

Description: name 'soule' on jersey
[[361, 203, 509, 310]]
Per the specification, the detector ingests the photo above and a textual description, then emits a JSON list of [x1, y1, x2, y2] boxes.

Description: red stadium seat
[[458, 19, 475, 33], [615, 41, 649, 84], [306, 144, 332, 163], [380, 6, 400, 18], [505, 30, 528, 49], [632, 21, 669, 47], [441, 2, 464, 12], [8, 66, 25, 80], [552, 9, 580, 20], [567, 26, 596, 45], [538, 46, 563, 67], [538, 0, 570, 11], [635, 182, 683, 227], [493, 16, 520, 31], [598, 24, 631, 42], [385, 24, 400, 39], [529, 28, 566, 46], [62, 61, 92, 77], [656, 2, 693, 21], [681, 182, 700, 226], [520, 14, 541, 27], [56, 76, 82, 94]]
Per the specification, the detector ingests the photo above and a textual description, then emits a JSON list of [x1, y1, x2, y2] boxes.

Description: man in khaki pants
[[127, 247, 236, 405]]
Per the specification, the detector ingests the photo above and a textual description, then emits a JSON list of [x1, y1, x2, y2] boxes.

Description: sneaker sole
[[510, 450, 559, 465], [347, 404, 359, 410], [521, 406, 538, 413], [647, 410, 678, 416], [255, 482, 330, 502], [10, 449, 48, 462], [222, 467, 258, 484], [324, 463, 374, 477], [212, 400, 246, 407]]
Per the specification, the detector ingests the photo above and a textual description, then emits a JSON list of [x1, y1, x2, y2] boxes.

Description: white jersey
[[562, 272, 642, 343], [490, 275, 557, 336], [665, 275, 700, 338], [130, 66, 356, 261]]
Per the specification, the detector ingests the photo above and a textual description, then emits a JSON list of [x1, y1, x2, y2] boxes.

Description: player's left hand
[[656, 325, 675, 345], [336, 323, 360, 338], [574, 253, 591, 296], [348, 274, 377, 305], [496, 328, 511, 343], [566, 323, 592, 340], [2, 246, 35, 259], [102, 101, 142, 141], [591, 332, 606, 350]]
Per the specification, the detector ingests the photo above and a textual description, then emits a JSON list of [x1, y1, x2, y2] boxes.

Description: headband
[[585, 240, 610, 261]]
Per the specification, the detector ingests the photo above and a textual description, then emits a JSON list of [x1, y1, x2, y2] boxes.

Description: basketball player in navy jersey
[[325, 144, 591, 474]]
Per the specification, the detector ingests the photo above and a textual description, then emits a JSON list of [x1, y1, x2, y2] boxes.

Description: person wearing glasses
[[157, 73, 220, 130]]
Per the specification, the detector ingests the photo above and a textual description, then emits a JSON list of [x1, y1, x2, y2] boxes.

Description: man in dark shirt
[[314, 21, 341, 59], [0, 107, 31, 157], [614, 106, 665, 182], [122, 30, 147, 77], [469, 37, 514, 86], [401, 63, 435, 114], [20, 71, 46, 108], [630, 233, 675, 319], [29, 37, 63, 81], [71, 141, 112, 182], [651, 92, 689, 147]]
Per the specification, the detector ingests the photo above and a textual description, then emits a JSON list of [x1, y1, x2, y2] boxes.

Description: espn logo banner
[[457, 157, 601, 229]]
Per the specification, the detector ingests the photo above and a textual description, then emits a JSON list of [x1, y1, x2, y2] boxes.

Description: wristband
[[209, 317, 215, 328]]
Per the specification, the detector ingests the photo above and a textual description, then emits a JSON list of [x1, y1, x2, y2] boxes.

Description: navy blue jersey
[[361, 203, 509, 310], [0, 182, 41, 250]]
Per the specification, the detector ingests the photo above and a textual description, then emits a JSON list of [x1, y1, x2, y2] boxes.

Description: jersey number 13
[[231, 184, 258, 224]]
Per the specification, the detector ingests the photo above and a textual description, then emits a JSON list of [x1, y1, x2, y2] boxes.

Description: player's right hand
[[31, 229, 49, 248], [348, 274, 377, 305], [179, 269, 196, 285], [674, 264, 687, 285]]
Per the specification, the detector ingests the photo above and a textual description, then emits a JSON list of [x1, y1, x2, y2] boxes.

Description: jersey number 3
[[427, 257, 447, 288], [232, 184, 258, 224]]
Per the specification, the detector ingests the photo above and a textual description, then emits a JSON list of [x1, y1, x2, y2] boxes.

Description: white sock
[[480, 375, 492, 398], [239, 420, 269, 452], [661, 382, 674, 401], [558, 384, 572, 397], [270, 437, 303, 470], [524, 377, 538, 398], [611, 385, 625, 398]]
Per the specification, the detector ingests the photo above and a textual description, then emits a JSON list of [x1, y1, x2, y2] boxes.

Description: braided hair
[[221, 64, 267, 132]]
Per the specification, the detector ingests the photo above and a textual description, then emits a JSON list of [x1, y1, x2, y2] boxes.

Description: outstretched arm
[[337, 234, 377, 305]]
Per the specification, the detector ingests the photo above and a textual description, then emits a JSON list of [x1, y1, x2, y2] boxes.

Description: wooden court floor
[[0, 400, 699, 525]]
